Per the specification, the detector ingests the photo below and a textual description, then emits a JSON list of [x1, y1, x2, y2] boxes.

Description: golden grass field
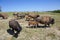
[[0, 12, 60, 40]]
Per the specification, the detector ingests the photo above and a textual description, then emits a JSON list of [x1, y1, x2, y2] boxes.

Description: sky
[[0, 0, 60, 12]]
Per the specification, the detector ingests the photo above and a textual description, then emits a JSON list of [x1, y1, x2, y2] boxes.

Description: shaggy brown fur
[[9, 20, 22, 35], [25, 14, 39, 21], [36, 16, 54, 27], [28, 20, 38, 28], [0, 13, 8, 19]]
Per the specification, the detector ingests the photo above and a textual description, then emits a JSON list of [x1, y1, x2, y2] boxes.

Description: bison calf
[[9, 20, 22, 38], [28, 20, 38, 28]]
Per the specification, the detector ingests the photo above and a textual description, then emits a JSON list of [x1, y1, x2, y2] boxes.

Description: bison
[[25, 15, 34, 21], [9, 19, 22, 38], [28, 14, 39, 18], [36, 16, 55, 27], [25, 13, 40, 21], [0, 13, 8, 19], [13, 12, 19, 19], [28, 20, 39, 28], [13, 12, 26, 19]]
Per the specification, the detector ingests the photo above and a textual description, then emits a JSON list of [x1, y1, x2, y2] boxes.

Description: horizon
[[0, 0, 60, 12]]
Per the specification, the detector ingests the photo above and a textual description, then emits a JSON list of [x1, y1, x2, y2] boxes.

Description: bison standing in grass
[[9, 19, 22, 38], [28, 20, 38, 28], [36, 16, 55, 27], [0, 13, 8, 19]]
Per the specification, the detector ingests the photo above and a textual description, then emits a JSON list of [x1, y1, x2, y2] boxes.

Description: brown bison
[[25, 15, 34, 21], [9, 20, 22, 37], [28, 20, 39, 28], [36, 16, 55, 27], [25, 13, 39, 21], [13, 13, 19, 19], [28, 14, 39, 18], [13, 13, 26, 19], [0, 13, 8, 19]]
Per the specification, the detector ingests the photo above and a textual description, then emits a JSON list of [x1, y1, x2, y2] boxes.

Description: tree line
[[47, 10, 60, 13]]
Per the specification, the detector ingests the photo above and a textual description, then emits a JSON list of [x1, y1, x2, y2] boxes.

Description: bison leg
[[14, 29, 20, 36], [36, 24, 38, 28], [2, 16, 5, 19], [45, 24, 47, 27], [33, 25, 35, 28], [34, 24, 37, 28], [28, 23, 30, 28], [45, 24, 46, 27], [13, 30, 19, 38], [33, 24, 38, 28], [48, 24, 50, 27]]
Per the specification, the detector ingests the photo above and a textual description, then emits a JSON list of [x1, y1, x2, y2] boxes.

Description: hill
[[47, 10, 60, 13]]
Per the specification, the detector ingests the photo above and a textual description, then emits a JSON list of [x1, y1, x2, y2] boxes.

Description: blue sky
[[0, 0, 60, 12]]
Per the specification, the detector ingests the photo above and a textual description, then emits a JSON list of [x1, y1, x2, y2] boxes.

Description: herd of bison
[[0, 12, 55, 38]]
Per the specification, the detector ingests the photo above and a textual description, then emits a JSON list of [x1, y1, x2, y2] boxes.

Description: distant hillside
[[47, 10, 60, 13]]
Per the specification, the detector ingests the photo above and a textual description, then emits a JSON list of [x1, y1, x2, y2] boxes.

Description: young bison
[[9, 20, 22, 37], [28, 20, 38, 28]]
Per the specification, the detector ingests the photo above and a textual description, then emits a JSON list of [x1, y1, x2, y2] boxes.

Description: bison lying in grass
[[9, 19, 22, 38], [25, 13, 40, 21]]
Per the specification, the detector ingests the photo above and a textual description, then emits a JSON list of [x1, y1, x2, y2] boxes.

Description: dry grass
[[0, 12, 60, 40]]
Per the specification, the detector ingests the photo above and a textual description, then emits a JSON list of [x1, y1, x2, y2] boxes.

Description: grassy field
[[0, 12, 60, 40]]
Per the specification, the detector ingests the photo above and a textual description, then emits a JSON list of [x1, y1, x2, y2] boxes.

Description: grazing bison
[[18, 13, 25, 19], [36, 16, 55, 27], [9, 19, 22, 37], [0, 13, 8, 19], [25, 13, 40, 21], [13, 13, 19, 19], [13, 12, 25, 19]]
